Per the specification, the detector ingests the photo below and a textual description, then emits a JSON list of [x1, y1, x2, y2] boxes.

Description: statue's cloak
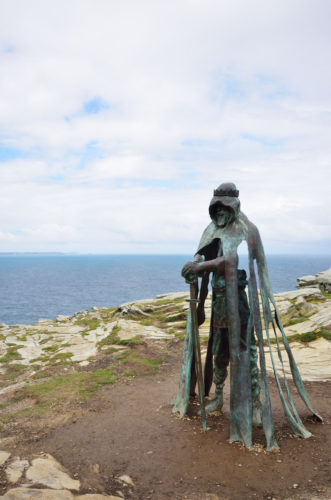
[[173, 211, 321, 450]]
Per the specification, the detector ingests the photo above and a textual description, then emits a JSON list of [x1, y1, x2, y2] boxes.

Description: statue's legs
[[204, 327, 229, 413], [204, 325, 262, 420], [250, 334, 262, 427]]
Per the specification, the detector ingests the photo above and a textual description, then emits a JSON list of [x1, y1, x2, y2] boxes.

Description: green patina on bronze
[[172, 182, 322, 451]]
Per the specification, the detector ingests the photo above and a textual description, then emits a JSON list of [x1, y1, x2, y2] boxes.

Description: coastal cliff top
[[0, 270, 330, 499]]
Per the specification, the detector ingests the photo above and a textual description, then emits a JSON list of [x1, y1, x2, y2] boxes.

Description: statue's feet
[[199, 395, 223, 414], [252, 405, 262, 427]]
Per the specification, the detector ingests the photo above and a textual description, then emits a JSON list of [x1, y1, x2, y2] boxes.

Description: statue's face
[[215, 205, 232, 228]]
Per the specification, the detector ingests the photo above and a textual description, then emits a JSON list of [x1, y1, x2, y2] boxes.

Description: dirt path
[[10, 344, 331, 500]]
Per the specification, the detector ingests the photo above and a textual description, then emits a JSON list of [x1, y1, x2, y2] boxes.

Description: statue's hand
[[181, 261, 199, 284]]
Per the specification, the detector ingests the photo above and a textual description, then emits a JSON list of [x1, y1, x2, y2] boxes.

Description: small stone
[[6, 459, 29, 483], [118, 474, 134, 486], [293, 483, 298, 488], [0, 451, 11, 466]]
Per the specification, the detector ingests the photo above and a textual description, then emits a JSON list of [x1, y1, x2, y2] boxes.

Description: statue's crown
[[213, 182, 239, 198]]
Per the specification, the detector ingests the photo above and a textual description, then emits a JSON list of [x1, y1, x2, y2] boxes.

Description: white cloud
[[0, 0, 330, 254]]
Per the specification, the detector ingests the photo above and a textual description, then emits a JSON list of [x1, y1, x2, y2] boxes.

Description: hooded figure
[[173, 183, 321, 451]]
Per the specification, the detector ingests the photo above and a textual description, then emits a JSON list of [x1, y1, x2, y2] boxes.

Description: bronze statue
[[173, 182, 321, 450]]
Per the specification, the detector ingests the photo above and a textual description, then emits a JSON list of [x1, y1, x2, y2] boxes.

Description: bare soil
[[2, 341, 331, 500]]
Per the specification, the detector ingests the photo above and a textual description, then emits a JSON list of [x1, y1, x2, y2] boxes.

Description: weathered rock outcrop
[[297, 267, 331, 293]]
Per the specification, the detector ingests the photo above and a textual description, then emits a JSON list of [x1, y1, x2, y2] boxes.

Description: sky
[[0, 0, 330, 255]]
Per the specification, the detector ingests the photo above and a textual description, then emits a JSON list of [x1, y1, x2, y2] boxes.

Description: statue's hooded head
[[209, 182, 240, 228]]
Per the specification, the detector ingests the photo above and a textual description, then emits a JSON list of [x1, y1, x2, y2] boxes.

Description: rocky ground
[[0, 270, 330, 499]]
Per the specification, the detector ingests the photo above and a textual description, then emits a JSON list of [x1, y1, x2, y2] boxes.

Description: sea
[[0, 254, 330, 325]]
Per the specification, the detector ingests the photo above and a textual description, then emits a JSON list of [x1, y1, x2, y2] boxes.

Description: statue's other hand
[[181, 261, 199, 283]]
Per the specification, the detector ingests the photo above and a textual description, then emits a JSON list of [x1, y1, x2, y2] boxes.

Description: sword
[[187, 281, 208, 431]]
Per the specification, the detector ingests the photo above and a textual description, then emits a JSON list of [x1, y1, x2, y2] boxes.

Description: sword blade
[[189, 282, 208, 431]]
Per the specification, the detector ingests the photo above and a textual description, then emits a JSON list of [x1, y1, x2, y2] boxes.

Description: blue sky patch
[[241, 133, 283, 148], [83, 97, 110, 114], [0, 145, 22, 162]]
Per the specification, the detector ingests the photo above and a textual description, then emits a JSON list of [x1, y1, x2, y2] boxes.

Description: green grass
[[22, 367, 117, 403], [175, 321, 187, 329], [287, 316, 309, 326], [139, 318, 154, 326], [154, 297, 186, 306], [0, 345, 24, 363], [118, 352, 164, 373], [97, 324, 121, 349], [265, 328, 331, 345], [315, 327, 331, 341], [75, 318, 100, 330], [39, 336, 54, 344], [100, 307, 117, 318], [16, 333, 27, 342], [117, 336, 145, 346], [322, 291, 331, 299], [43, 345, 60, 353], [174, 331, 186, 341], [165, 312, 187, 322], [30, 355, 50, 363], [2, 363, 27, 381], [49, 352, 73, 362]]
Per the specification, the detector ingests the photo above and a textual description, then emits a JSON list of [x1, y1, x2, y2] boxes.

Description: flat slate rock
[[0, 489, 124, 500], [26, 457, 80, 491]]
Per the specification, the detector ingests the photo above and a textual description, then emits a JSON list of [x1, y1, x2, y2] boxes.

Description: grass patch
[[97, 324, 121, 349], [2, 363, 27, 381], [22, 367, 117, 404], [316, 327, 331, 341], [118, 335, 145, 346], [16, 333, 27, 342], [139, 318, 154, 326], [100, 307, 116, 318], [0, 345, 24, 363], [305, 297, 325, 304], [322, 291, 331, 299], [49, 352, 73, 363], [287, 316, 309, 326], [122, 369, 137, 377], [39, 336, 54, 345], [174, 331, 186, 341], [165, 312, 187, 322], [118, 352, 164, 374], [30, 355, 50, 363], [154, 297, 186, 306], [75, 318, 100, 330], [175, 321, 187, 330], [265, 328, 331, 345], [103, 346, 120, 354], [43, 345, 60, 353]]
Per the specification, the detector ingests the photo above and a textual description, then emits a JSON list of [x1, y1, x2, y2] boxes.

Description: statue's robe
[[173, 211, 321, 450]]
